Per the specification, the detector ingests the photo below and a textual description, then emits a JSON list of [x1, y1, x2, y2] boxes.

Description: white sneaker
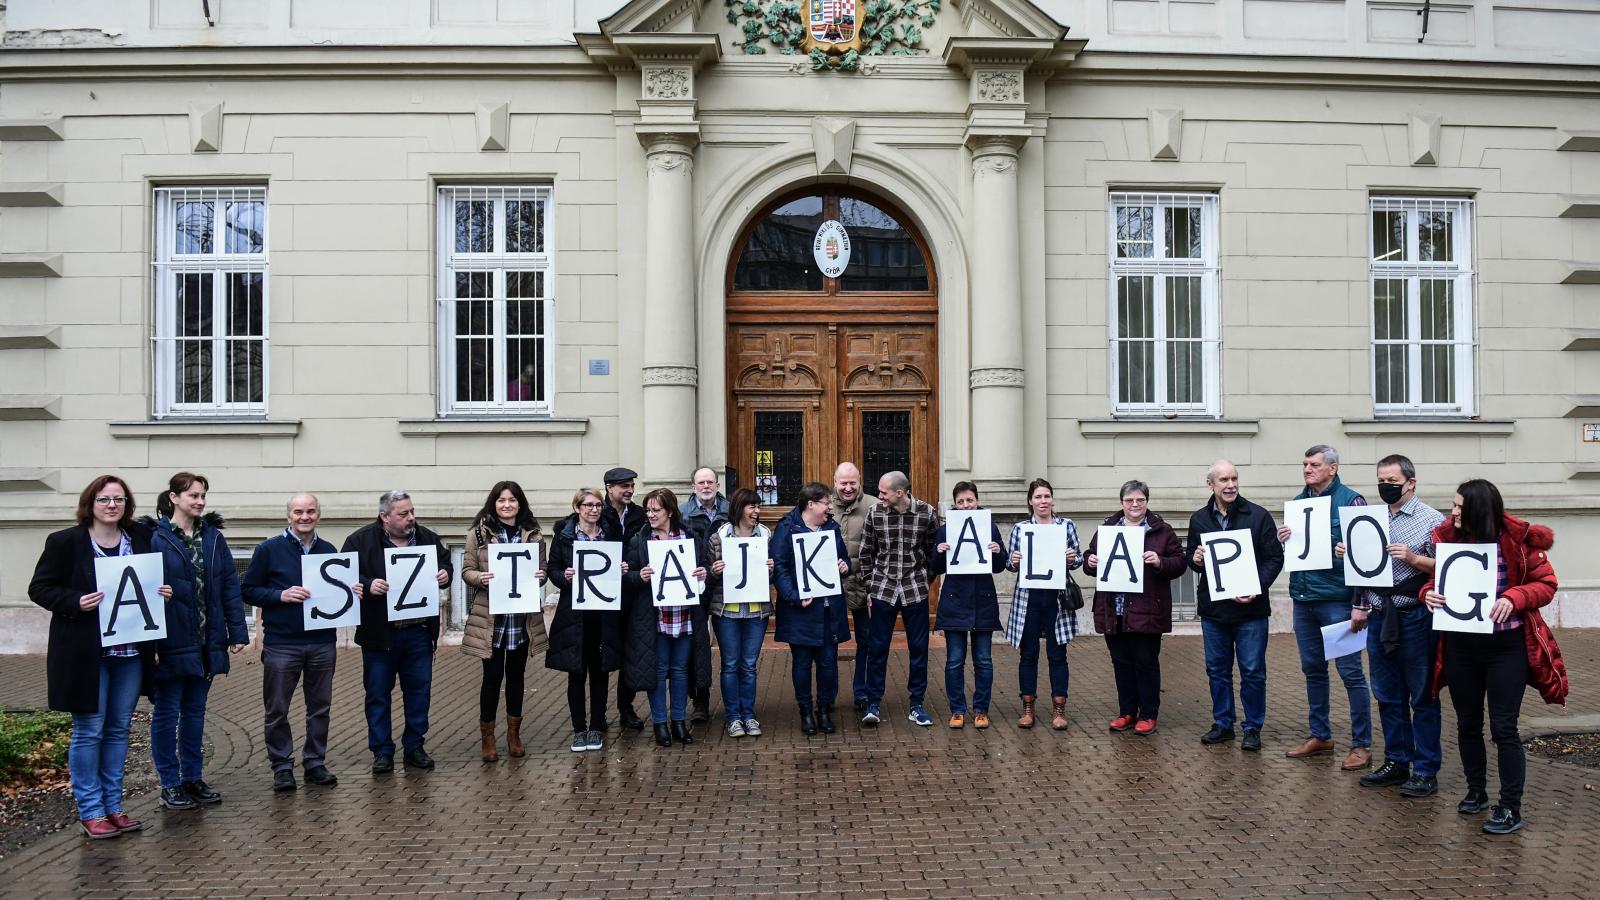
[[726, 719, 746, 738], [743, 718, 762, 736]]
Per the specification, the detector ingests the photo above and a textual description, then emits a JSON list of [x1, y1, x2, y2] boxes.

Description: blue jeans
[[650, 632, 692, 724], [1018, 591, 1069, 699], [1201, 617, 1269, 732], [362, 626, 434, 756], [1293, 598, 1372, 746], [944, 630, 994, 715], [70, 656, 142, 819], [714, 615, 764, 721], [151, 673, 212, 789], [1368, 604, 1442, 776], [792, 605, 841, 711], [851, 606, 870, 704], [866, 599, 929, 706]]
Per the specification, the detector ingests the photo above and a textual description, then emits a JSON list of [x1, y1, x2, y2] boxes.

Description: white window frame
[[1106, 191, 1221, 417], [436, 185, 556, 416], [1368, 196, 1475, 417], [151, 185, 270, 418]]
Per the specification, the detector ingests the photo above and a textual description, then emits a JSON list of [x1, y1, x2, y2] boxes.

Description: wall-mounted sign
[[813, 220, 852, 278], [1584, 423, 1600, 443]]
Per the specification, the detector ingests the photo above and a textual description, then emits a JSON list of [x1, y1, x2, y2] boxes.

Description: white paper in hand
[[1095, 526, 1145, 594], [1200, 530, 1261, 602], [722, 536, 770, 606], [1321, 619, 1366, 660], [1340, 506, 1393, 589], [1016, 524, 1067, 590], [1431, 543, 1498, 634], [489, 543, 542, 615], [95, 552, 167, 646], [647, 538, 700, 608], [571, 541, 623, 612], [944, 510, 993, 575], [302, 552, 360, 631], [792, 530, 842, 600], [385, 544, 439, 622], [1283, 496, 1333, 573]]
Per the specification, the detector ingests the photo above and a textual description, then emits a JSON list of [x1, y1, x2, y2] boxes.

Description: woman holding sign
[[545, 489, 625, 754], [145, 472, 248, 812], [461, 481, 547, 762], [1005, 479, 1083, 730], [772, 482, 853, 736], [707, 488, 774, 738], [625, 489, 709, 747], [929, 482, 1006, 730], [1421, 479, 1565, 835], [29, 476, 171, 839], [1083, 481, 1187, 735]]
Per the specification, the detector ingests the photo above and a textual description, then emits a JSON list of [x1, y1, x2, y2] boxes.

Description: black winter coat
[[771, 508, 853, 647], [28, 523, 159, 714], [342, 518, 454, 652], [621, 528, 711, 694], [544, 513, 624, 675], [1184, 496, 1284, 624], [929, 520, 1006, 632], [145, 514, 249, 680]]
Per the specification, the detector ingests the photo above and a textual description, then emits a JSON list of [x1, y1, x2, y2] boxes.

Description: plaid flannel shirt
[[1354, 496, 1443, 611], [654, 530, 694, 637], [1004, 518, 1082, 647], [859, 496, 940, 608]]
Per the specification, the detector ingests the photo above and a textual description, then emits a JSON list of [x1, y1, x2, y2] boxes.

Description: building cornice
[[0, 45, 598, 81]]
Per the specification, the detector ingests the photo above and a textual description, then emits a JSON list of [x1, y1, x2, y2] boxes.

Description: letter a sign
[[96, 553, 166, 646], [1095, 526, 1145, 594], [648, 538, 701, 608], [944, 510, 993, 575]]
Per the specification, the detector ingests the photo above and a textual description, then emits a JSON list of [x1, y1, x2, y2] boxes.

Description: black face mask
[[1377, 482, 1406, 505]]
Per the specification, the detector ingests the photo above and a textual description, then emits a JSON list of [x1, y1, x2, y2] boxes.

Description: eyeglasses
[[578, 502, 604, 509], [94, 496, 129, 506]]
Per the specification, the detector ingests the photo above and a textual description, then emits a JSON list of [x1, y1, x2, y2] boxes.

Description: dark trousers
[[262, 642, 336, 774], [479, 642, 530, 721], [866, 599, 929, 706], [1018, 591, 1069, 698], [361, 626, 434, 756], [851, 605, 870, 703], [1444, 628, 1528, 811], [1105, 630, 1162, 719], [1367, 605, 1442, 776], [792, 604, 841, 711], [568, 624, 607, 733]]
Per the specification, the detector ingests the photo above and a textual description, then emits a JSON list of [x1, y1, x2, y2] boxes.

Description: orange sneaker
[[948, 713, 965, 729], [972, 712, 990, 730], [1109, 714, 1136, 732]]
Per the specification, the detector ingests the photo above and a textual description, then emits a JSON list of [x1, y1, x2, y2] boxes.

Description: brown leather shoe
[[80, 816, 120, 840], [479, 720, 498, 762], [1341, 747, 1373, 771], [108, 812, 142, 833], [1051, 697, 1069, 730], [1284, 737, 1335, 758], [972, 712, 990, 730], [948, 713, 965, 729], [506, 715, 525, 758], [1018, 695, 1036, 729]]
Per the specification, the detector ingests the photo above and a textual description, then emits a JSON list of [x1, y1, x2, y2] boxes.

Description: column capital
[[637, 126, 700, 159], [965, 133, 1026, 158]]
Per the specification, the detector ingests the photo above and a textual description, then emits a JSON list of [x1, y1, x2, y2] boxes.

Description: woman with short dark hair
[[772, 482, 852, 735], [707, 488, 774, 738], [930, 481, 1005, 730]]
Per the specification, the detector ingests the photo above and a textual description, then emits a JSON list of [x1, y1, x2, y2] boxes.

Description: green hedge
[[0, 710, 72, 782]]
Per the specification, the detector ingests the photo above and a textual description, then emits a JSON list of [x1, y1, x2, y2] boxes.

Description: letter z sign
[[386, 545, 439, 622]]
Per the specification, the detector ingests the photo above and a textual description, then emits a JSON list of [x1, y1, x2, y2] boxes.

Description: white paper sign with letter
[[1432, 543, 1498, 635], [489, 543, 542, 616], [1201, 530, 1262, 603], [1016, 524, 1067, 590], [944, 510, 993, 576], [571, 541, 623, 612], [1340, 506, 1393, 589], [1283, 496, 1333, 573], [791, 530, 842, 600], [648, 538, 701, 608], [722, 536, 770, 606], [385, 544, 439, 622], [1095, 526, 1146, 594], [95, 552, 167, 646], [302, 552, 360, 631]]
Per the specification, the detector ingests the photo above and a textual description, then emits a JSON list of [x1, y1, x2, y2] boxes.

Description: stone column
[[639, 131, 699, 486], [966, 134, 1027, 490]]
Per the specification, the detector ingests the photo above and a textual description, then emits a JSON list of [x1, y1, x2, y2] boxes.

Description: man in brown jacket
[[829, 462, 879, 712]]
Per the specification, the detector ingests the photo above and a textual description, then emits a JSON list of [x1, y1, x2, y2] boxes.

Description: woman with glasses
[[624, 488, 709, 747], [29, 476, 171, 839], [771, 483, 853, 736], [546, 488, 626, 753], [706, 488, 774, 738]]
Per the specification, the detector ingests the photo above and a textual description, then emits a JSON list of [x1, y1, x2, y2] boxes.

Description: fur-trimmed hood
[[1431, 512, 1552, 552], [136, 510, 227, 531]]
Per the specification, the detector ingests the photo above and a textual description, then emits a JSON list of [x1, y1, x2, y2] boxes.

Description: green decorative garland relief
[[725, 0, 939, 70], [724, 0, 805, 55]]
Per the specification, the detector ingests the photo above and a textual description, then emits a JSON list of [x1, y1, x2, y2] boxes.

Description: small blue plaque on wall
[[588, 359, 610, 376]]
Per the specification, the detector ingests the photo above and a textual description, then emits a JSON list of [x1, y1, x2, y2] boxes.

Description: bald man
[[830, 462, 880, 711]]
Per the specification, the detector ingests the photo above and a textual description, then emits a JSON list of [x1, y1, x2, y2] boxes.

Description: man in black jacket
[[1186, 460, 1284, 752], [600, 467, 648, 730], [342, 490, 453, 773]]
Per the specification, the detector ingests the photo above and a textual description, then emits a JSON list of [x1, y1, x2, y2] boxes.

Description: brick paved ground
[[2, 631, 1597, 898]]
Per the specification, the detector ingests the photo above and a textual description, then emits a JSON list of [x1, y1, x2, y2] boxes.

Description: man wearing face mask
[[1339, 454, 1444, 798]]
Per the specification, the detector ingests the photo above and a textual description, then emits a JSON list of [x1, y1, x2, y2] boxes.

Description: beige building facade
[[1, 0, 1598, 649]]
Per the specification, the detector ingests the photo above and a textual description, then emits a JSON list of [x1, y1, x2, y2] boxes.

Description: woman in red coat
[[1422, 478, 1564, 835]]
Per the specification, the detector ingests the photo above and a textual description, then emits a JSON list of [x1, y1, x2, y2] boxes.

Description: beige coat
[[460, 520, 548, 660], [829, 492, 880, 610]]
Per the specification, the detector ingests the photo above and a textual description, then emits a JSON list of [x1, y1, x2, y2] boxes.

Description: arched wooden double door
[[725, 189, 938, 515]]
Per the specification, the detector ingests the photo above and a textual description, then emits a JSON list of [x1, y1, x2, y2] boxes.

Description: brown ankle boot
[[479, 720, 498, 762], [1018, 695, 1036, 729], [506, 715, 525, 758], [1051, 696, 1069, 730]]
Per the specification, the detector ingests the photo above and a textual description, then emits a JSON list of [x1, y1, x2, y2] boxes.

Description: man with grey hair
[[1277, 444, 1373, 770], [243, 492, 362, 792], [858, 470, 940, 727], [343, 490, 453, 773]]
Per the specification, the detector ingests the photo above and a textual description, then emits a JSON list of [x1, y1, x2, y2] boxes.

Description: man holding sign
[[858, 471, 940, 728], [343, 490, 453, 774], [1277, 445, 1372, 771], [243, 493, 360, 792], [1186, 460, 1283, 752]]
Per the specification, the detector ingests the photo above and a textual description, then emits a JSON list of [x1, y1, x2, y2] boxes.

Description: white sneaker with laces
[[743, 718, 762, 736]]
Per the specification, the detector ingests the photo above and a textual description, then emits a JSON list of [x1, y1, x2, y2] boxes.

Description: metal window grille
[[1369, 196, 1475, 416], [436, 185, 555, 416], [152, 186, 269, 417], [1107, 192, 1220, 416]]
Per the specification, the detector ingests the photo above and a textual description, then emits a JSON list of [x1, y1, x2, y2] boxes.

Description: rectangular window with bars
[[1369, 196, 1474, 416], [1107, 192, 1220, 416], [152, 186, 269, 417], [437, 186, 555, 415]]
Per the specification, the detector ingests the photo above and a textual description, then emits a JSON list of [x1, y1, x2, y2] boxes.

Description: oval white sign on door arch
[[813, 220, 852, 278]]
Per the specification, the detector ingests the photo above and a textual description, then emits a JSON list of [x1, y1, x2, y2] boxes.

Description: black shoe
[[272, 770, 297, 793], [182, 780, 222, 804], [159, 785, 197, 811], [402, 748, 434, 769], [1359, 759, 1410, 788], [670, 720, 693, 746], [1201, 725, 1236, 745], [817, 708, 836, 734], [1241, 729, 1262, 752], [371, 754, 394, 774], [653, 723, 672, 747], [690, 696, 711, 724], [1482, 806, 1524, 834], [799, 707, 817, 736], [304, 765, 338, 787], [854, 698, 868, 714], [619, 707, 645, 732], [1398, 775, 1437, 798], [1457, 790, 1490, 815]]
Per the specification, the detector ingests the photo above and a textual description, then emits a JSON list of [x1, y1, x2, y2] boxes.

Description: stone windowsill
[[397, 417, 589, 436], [1341, 418, 1515, 436], [109, 419, 301, 438], [1079, 418, 1260, 437]]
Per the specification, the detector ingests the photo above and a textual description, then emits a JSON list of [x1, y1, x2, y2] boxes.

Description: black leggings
[[480, 642, 530, 721], [568, 625, 608, 732], [1443, 629, 1528, 811]]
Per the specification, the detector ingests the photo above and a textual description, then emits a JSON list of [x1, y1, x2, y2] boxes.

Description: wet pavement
[[1, 630, 1597, 897]]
